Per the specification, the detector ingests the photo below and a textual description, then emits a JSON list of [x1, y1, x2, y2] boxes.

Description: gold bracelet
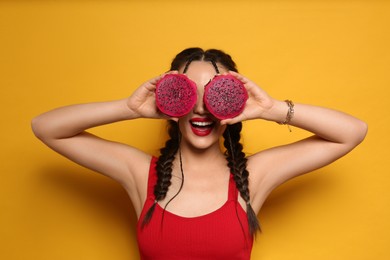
[[278, 100, 294, 132]]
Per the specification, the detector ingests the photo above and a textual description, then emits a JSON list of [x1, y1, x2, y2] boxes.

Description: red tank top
[[137, 157, 253, 260]]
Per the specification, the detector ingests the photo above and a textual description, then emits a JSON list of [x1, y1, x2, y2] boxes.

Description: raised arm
[[222, 72, 368, 212], [31, 74, 170, 215]]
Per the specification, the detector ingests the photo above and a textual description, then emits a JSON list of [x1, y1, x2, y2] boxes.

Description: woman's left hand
[[220, 71, 276, 125]]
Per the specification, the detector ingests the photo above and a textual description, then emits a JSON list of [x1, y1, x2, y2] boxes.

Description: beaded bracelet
[[278, 100, 294, 132]]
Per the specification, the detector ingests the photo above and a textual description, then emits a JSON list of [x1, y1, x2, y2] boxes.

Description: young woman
[[31, 48, 367, 259]]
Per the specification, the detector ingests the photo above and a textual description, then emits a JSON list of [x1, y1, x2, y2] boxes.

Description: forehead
[[181, 61, 227, 84], [183, 61, 217, 74], [182, 61, 217, 86]]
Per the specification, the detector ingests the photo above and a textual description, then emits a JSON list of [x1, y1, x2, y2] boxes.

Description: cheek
[[177, 116, 195, 139], [178, 118, 188, 133], [217, 124, 227, 136]]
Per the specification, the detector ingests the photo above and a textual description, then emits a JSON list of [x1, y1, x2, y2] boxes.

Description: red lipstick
[[189, 117, 214, 137]]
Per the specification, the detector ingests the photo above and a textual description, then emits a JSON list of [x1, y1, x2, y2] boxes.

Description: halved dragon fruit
[[155, 74, 198, 117], [203, 75, 248, 120]]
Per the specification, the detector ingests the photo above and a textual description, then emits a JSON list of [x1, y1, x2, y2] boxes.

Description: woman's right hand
[[127, 71, 178, 121], [31, 73, 184, 214]]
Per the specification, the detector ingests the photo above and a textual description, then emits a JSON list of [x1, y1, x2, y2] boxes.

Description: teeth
[[191, 121, 213, 127]]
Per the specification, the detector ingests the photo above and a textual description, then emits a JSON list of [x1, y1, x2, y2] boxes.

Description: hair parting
[[171, 47, 237, 73]]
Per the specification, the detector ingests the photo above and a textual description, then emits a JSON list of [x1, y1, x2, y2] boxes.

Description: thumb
[[220, 117, 240, 125]]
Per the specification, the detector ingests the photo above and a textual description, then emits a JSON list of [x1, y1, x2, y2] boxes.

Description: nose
[[193, 88, 208, 115]]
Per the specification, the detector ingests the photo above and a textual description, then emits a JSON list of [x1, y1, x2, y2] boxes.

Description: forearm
[[32, 99, 136, 140], [266, 100, 368, 146]]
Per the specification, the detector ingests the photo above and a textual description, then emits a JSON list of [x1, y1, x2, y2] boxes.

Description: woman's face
[[177, 61, 227, 150]]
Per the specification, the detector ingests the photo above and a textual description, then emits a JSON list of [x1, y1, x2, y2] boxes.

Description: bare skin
[[31, 61, 368, 219]]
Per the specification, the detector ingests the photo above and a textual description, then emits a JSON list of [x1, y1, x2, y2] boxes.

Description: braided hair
[[142, 48, 260, 237], [141, 120, 180, 226], [223, 123, 261, 236]]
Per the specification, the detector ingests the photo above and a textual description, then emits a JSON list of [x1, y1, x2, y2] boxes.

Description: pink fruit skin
[[155, 74, 198, 117], [203, 75, 248, 120]]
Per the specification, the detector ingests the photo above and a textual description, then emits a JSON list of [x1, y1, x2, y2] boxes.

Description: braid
[[223, 123, 261, 237], [141, 120, 180, 228]]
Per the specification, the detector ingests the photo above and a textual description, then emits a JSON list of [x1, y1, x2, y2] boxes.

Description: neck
[[176, 140, 227, 177]]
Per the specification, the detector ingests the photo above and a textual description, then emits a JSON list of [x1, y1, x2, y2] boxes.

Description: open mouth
[[189, 118, 215, 136]]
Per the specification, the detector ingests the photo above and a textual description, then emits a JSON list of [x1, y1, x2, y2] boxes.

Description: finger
[[151, 70, 180, 85], [220, 119, 230, 125], [154, 110, 171, 120], [228, 71, 250, 84], [160, 70, 178, 78], [149, 75, 164, 85], [220, 114, 244, 125], [169, 117, 179, 122], [153, 108, 180, 121]]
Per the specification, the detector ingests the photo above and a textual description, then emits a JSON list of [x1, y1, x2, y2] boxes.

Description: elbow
[[31, 115, 47, 141], [352, 120, 368, 146]]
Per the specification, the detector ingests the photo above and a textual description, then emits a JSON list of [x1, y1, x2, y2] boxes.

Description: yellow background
[[1, 0, 389, 259]]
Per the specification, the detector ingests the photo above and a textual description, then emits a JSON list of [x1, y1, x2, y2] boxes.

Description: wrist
[[277, 100, 294, 124], [120, 98, 141, 120], [276, 100, 295, 131], [263, 99, 292, 122]]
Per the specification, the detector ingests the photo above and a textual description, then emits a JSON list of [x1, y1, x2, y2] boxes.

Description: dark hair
[[142, 47, 260, 237]]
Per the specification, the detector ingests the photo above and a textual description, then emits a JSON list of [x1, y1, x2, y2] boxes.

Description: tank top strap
[[146, 156, 159, 199], [228, 174, 239, 201]]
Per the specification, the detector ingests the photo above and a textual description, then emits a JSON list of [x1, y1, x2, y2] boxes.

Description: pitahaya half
[[155, 74, 198, 117], [203, 75, 248, 120]]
